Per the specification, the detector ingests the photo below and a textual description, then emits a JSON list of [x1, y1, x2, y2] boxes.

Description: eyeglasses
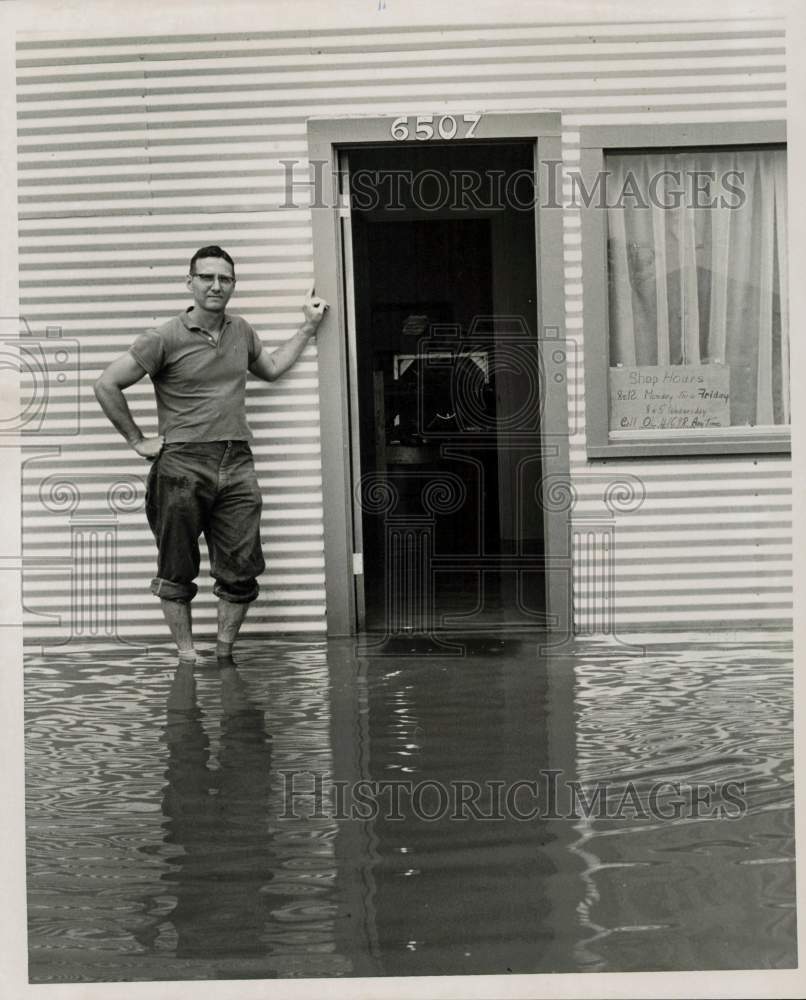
[[192, 273, 235, 288]]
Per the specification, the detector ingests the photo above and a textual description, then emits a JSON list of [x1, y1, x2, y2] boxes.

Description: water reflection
[[150, 662, 277, 967], [24, 635, 796, 982], [354, 640, 574, 976]]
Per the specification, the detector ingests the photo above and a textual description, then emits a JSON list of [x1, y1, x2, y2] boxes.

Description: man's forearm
[[266, 322, 317, 380], [94, 381, 144, 445]]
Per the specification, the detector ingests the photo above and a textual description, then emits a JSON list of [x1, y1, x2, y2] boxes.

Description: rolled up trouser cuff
[[213, 579, 260, 604], [150, 577, 199, 603]]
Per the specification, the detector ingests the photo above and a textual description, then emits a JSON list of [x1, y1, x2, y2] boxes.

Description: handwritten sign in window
[[609, 365, 731, 431]]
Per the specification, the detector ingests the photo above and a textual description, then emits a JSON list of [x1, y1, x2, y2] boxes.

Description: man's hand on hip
[[132, 435, 165, 461]]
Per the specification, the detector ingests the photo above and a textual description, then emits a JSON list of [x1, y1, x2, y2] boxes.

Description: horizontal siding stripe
[[30, 389, 322, 403], [15, 33, 786, 67], [607, 606, 792, 618], [19, 270, 313, 282], [614, 566, 792, 580], [23, 627, 331, 638], [18, 208, 311, 221], [23, 578, 327, 594], [572, 488, 793, 502], [567, 449, 791, 471], [574, 504, 792, 518], [15, 20, 786, 48], [25, 605, 327, 619], [19, 243, 311, 255], [616, 604, 792, 620], [572, 466, 791, 481], [16, 89, 786, 131], [16, 411, 322, 424], [17, 72, 786, 109], [18, 255, 312, 269], [573, 486, 793, 500], [19, 282, 319, 298], [614, 544, 792, 576], [561, 109, 785, 126], [16, 57, 786, 92], [15, 86, 786, 125], [26, 591, 328, 606], [22, 557, 325, 573], [19, 173, 308, 192], [22, 624, 329, 637], [21, 498, 321, 512], [17, 120, 309, 138], [17, 148, 310, 168], [13, 369, 321, 385], [601, 593, 792, 608], [597, 544, 791, 557], [592, 513, 792, 527], [17, 170, 311, 187], [23, 473, 325, 489], [24, 556, 326, 570], [15, 302, 320, 316], [21, 540, 324, 554], [22, 528, 324, 544], [13, 314, 371, 328], [16, 132, 306, 152], [577, 521, 791, 537], [614, 580, 791, 593], [16, 60, 788, 98], [31, 438, 320, 454], [18, 218, 310, 233]]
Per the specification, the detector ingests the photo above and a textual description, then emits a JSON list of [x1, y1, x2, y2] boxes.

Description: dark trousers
[[145, 441, 265, 604]]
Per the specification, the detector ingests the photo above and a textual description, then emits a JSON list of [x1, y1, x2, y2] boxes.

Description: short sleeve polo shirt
[[129, 308, 264, 442]]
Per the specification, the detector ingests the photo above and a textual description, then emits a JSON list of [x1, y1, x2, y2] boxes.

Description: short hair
[[189, 245, 235, 275]]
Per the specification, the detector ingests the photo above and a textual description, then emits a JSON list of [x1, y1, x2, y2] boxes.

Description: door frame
[[307, 112, 571, 636]]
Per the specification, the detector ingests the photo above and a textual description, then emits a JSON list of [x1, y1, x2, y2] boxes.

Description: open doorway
[[346, 142, 545, 631]]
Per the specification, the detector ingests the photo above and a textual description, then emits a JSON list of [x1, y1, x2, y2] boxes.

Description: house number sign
[[390, 114, 482, 140]]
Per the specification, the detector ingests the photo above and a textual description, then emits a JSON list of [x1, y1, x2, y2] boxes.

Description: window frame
[[579, 120, 789, 459]]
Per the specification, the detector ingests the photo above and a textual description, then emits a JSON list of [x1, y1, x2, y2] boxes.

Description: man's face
[[187, 256, 236, 313]]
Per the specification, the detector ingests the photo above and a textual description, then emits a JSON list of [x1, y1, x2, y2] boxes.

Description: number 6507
[[390, 114, 482, 141]]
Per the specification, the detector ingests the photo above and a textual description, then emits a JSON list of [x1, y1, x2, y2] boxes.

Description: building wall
[[15, 15, 790, 641]]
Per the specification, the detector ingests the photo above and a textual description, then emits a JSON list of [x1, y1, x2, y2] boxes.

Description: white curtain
[[607, 148, 789, 426]]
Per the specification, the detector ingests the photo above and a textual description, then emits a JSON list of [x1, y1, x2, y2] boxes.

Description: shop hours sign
[[609, 365, 731, 431]]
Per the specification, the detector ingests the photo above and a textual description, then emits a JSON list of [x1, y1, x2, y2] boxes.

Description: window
[[580, 122, 788, 457]]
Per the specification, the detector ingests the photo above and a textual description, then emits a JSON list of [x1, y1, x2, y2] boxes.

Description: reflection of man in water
[[155, 661, 281, 966]]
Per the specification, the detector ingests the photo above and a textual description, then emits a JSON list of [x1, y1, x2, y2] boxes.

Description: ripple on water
[[24, 635, 796, 980], [565, 641, 795, 972]]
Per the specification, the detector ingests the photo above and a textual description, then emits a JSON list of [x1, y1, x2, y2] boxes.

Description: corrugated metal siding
[[16, 16, 789, 641]]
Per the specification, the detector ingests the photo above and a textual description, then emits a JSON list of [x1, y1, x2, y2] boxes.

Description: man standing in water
[[94, 246, 327, 661]]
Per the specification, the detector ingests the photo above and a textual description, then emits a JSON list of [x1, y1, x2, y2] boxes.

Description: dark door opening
[[347, 142, 545, 631]]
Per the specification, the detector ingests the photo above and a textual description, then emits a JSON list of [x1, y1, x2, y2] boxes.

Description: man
[[94, 245, 328, 661]]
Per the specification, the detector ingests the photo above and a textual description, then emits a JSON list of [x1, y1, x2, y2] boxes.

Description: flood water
[[24, 633, 796, 982]]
